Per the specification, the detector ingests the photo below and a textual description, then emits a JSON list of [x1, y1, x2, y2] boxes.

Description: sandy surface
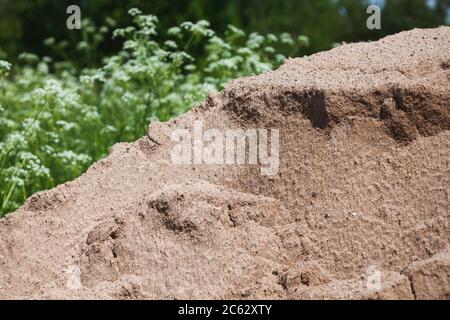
[[0, 27, 449, 300]]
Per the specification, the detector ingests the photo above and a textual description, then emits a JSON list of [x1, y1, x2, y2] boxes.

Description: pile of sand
[[0, 27, 449, 300]]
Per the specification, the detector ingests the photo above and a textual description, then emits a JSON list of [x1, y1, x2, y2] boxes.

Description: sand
[[0, 27, 449, 300]]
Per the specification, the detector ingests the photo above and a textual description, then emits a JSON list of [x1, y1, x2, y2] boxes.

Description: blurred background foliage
[[0, 0, 448, 64]]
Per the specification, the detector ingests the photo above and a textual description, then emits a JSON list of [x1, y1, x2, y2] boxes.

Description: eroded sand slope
[[0, 27, 449, 299]]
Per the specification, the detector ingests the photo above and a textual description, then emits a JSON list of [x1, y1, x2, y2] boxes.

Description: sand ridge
[[0, 27, 449, 299]]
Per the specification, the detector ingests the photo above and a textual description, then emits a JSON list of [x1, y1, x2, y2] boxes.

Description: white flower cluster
[[0, 60, 12, 77]]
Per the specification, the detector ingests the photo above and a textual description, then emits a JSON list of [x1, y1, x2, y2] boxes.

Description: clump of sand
[[0, 27, 449, 300]]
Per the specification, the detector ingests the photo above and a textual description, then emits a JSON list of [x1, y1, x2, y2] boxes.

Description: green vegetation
[[0, 10, 308, 217], [1, 0, 448, 62]]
